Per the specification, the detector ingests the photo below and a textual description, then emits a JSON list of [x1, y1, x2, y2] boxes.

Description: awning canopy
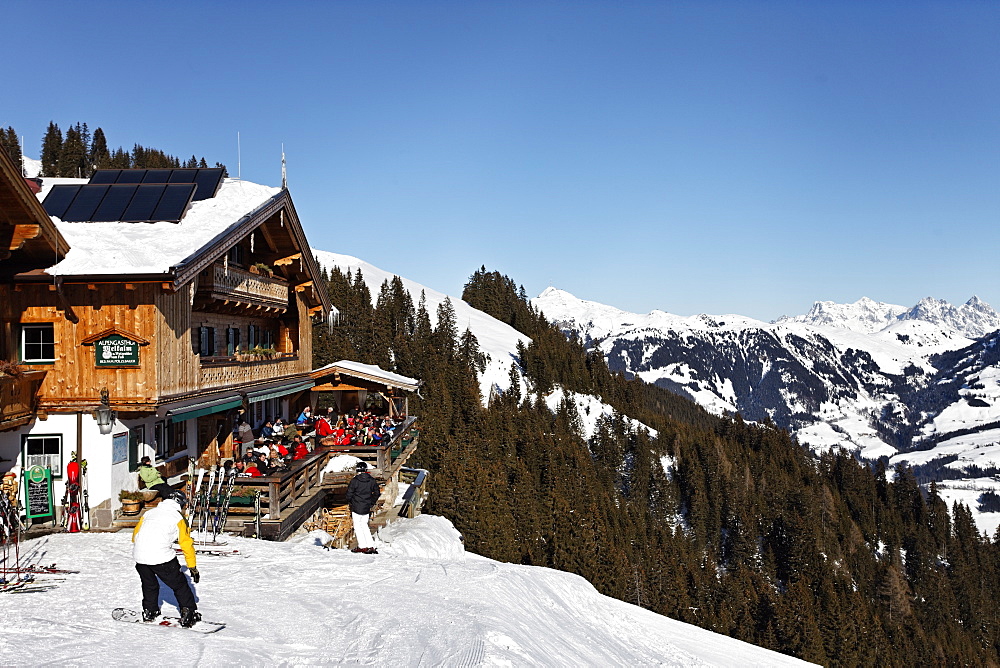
[[166, 395, 243, 423], [246, 380, 315, 404]]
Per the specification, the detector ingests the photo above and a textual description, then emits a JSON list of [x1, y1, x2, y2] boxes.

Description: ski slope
[[2, 516, 811, 666]]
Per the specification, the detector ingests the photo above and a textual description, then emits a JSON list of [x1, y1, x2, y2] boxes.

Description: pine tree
[[40, 121, 62, 176], [1, 126, 21, 169], [89, 128, 111, 171]]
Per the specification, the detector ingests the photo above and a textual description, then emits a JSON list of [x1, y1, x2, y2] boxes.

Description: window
[[260, 328, 274, 351], [21, 324, 55, 363], [128, 425, 145, 473], [226, 327, 241, 355], [227, 244, 245, 267], [22, 435, 63, 477], [247, 325, 258, 350], [166, 421, 187, 457], [154, 421, 167, 459], [198, 326, 215, 356]]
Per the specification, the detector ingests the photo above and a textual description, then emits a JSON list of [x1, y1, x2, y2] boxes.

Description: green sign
[[23, 466, 53, 519], [95, 334, 140, 367]]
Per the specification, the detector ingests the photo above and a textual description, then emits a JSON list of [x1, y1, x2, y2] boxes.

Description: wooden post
[[268, 481, 280, 517]]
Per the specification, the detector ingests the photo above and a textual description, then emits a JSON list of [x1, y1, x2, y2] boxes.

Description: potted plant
[[119, 489, 145, 515], [229, 485, 257, 506], [249, 262, 274, 277]]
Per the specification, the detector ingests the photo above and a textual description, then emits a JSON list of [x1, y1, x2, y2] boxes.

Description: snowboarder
[[346, 461, 380, 554], [131, 489, 202, 627]]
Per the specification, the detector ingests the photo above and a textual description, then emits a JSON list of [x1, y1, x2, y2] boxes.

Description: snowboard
[[111, 608, 225, 633]]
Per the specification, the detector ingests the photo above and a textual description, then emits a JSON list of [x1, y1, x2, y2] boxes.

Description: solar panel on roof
[[150, 183, 196, 222], [91, 184, 138, 222], [192, 168, 224, 200], [42, 184, 83, 219], [61, 185, 110, 222], [121, 184, 166, 222], [167, 170, 197, 183], [142, 170, 172, 184], [115, 170, 145, 184], [88, 170, 120, 184], [85, 168, 225, 202]]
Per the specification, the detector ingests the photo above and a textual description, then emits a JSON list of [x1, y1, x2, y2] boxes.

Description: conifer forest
[[0, 122, 226, 177], [314, 265, 1000, 666]]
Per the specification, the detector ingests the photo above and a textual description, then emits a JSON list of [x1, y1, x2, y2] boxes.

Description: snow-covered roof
[[36, 178, 280, 276], [312, 360, 421, 391]]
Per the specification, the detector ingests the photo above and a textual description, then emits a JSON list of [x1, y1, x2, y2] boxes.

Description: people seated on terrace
[[296, 406, 314, 427], [291, 435, 309, 461], [235, 459, 262, 478], [259, 418, 276, 440], [272, 417, 285, 434], [282, 421, 299, 443], [315, 416, 335, 439]]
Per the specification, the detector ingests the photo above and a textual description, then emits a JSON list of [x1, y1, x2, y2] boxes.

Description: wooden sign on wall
[[94, 334, 140, 367]]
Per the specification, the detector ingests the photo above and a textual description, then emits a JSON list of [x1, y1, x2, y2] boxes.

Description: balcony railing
[[0, 370, 47, 431], [198, 264, 290, 309]]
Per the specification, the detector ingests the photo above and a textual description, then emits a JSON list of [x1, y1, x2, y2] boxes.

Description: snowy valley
[[532, 288, 1000, 534]]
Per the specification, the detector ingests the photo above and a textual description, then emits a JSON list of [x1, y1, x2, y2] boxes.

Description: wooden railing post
[[268, 481, 280, 517]]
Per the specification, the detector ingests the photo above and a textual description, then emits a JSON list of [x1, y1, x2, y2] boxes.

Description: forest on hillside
[[0, 122, 227, 177], [314, 264, 1000, 666]]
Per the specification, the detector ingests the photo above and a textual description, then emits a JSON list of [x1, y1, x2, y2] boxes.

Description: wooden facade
[[0, 164, 331, 527]]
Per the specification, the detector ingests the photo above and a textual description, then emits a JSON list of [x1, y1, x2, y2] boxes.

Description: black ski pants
[[136, 558, 196, 613], [150, 483, 174, 498]]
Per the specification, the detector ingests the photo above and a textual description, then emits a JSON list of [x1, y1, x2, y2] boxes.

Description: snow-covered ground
[[2, 516, 810, 666]]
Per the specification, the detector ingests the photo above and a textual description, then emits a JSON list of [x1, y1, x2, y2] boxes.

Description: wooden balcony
[[196, 263, 290, 311], [0, 370, 47, 431], [199, 354, 307, 390]]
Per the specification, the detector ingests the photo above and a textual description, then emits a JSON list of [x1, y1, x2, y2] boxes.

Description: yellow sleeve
[[176, 517, 197, 569], [131, 517, 145, 542]]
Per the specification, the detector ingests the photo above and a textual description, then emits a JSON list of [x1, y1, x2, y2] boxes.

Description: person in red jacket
[[315, 417, 334, 438], [292, 436, 309, 460]]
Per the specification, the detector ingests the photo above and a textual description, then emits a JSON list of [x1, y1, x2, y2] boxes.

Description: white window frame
[[22, 434, 63, 478], [21, 323, 56, 363]]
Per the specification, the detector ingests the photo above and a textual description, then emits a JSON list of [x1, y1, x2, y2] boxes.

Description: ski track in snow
[[2, 517, 811, 667]]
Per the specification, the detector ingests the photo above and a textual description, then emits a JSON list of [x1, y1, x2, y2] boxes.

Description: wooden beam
[[273, 253, 301, 267]]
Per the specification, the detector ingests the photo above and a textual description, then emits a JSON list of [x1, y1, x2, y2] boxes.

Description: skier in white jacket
[[131, 490, 201, 627]]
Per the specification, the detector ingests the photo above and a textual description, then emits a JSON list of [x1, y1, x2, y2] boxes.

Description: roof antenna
[[237, 131, 242, 181], [281, 144, 287, 190]]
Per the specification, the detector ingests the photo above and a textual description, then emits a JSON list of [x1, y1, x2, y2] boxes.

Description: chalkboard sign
[[23, 466, 53, 519]]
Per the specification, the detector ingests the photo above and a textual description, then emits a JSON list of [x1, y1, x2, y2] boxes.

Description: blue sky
[[6, 1, 999, 321]]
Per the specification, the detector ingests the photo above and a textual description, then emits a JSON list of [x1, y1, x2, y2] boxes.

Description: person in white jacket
[[131, 490, 201, 627]]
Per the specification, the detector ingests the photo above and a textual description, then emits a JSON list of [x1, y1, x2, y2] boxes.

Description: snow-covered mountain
[[535, 288, 1000, 452], [4, 517, 809, 666], [775, 295, 1000, 339]]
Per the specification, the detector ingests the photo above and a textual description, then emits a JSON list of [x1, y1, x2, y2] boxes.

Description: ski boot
[[362, 547, 378, 555], [142, 608, 161, 622], [179, 607, 202, 628]]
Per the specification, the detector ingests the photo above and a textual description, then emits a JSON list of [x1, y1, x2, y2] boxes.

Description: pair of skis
[[187, 463, 238, 543]]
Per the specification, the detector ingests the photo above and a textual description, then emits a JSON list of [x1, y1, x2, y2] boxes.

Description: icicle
[[250, 231, 255, 254], [327, 307, 341, 333]]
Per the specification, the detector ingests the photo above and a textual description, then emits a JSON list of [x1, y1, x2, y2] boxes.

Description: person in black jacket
[[346, 461, 380, 554]]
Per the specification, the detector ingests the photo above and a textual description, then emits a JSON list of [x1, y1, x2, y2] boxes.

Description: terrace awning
[[246, 380, 315, 404], [165, 395, 243, 423]]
